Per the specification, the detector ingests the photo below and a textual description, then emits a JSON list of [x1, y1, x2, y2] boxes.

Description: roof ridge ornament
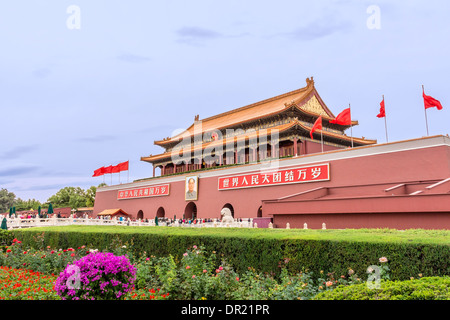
[[306, 76, 314, 87]]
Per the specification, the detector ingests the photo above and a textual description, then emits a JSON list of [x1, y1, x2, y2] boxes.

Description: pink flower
[[203, 269, 207, 273], [219, 266, 223, 271], [192, 275, 196, 279], [183, 253, 188, 257], [236, 277, 239, 281], [379, 257, 388, 263], [186, 266, 190, 270], [325, 281, 333, 287], [193, 245, 197, 249]]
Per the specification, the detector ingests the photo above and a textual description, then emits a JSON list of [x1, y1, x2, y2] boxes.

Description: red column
[[153, 165, 155, 177], [294, 137, 298, 156], [162, 165, 166, 176]]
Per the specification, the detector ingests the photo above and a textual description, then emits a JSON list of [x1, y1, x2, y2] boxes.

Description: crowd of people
[[1, 212, 252, 228]]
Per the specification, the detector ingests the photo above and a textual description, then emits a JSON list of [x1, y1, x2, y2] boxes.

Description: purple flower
[[55, 252, 136, 300]]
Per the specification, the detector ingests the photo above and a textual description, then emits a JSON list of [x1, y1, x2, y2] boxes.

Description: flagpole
[[383, 95, 389, 143], [127, 159, 129, 183], [349, 103, 354, 148], [422, 85, 429, 136], [321, 130, 323, 152]]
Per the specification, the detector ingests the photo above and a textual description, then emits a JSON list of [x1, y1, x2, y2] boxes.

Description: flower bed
[[0, 235, 447, 300], [0, 266, 59, 300]]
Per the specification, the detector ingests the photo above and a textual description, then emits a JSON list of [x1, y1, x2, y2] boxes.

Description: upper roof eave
[[154, 78, 358, 146]]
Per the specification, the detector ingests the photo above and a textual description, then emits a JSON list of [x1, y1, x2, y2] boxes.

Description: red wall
[[93, 136, 450, 229]]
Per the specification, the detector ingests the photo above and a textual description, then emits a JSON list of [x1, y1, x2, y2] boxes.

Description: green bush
[[8, 226, 450, 281], [133, 245, 344, 300], [0, 230, 13, 251], [313, 276, 450, 300]]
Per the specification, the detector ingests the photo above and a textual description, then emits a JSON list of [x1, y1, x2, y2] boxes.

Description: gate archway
[[257, 206, 262, 217], [184, 202, 197, 220], [222, 203, 235, 217], [156, 207, 165, 218]]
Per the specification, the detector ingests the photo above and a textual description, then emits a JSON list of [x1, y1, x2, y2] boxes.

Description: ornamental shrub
[[313, 276, 450, 300], [54, 252, 136, 300]]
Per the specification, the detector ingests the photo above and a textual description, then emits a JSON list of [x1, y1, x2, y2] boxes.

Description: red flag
[[117, 161, 129, 172], [377, 98, 386, 118], [310, 116, 322, 139], [423, 90, 443, 110], [329, 108, 351, 125], [103, 165, 113, 174], [111, 165, 120, 173], [92, 167, 104, 177]]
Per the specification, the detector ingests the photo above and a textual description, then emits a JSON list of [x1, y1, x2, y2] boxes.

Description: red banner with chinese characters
[[118, 184, 170, 200], [218, 163, 330, 190]]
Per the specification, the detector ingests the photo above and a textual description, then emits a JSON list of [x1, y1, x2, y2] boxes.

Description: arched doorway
[[222, 203, 234, 218], [137, 210, 144, 220], [156, 207, 165, 218], [257, 206, 262, 217], [184, 202, 197, 220]]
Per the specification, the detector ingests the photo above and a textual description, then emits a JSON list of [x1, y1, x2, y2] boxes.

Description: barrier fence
[[1, 216, 256, 230]]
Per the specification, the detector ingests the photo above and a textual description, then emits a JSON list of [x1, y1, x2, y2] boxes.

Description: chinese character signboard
[[118, 184, 170, 200], [218, 163, 330, 190]]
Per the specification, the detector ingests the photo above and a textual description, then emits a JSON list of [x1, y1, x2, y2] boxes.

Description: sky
[[0, 0, 449, 203]]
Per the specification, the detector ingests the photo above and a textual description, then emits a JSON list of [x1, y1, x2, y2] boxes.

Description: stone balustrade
[[1, 216, 255, 230]]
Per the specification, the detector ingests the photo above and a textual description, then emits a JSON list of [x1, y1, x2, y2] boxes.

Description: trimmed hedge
[[313, 277, 450, 300], [6, 226, 450, 281]]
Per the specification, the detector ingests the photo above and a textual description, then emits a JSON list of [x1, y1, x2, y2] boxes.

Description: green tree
[[85, 183, 106, 207], [0, 188, 15, 213], [46, 184, 105, 210], [47, 186, 87, 210], [13, 198, 42, 211], [85, 186, 97, 207]]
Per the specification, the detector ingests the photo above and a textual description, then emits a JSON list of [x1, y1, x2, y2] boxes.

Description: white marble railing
[[2, 217, 255, 229]]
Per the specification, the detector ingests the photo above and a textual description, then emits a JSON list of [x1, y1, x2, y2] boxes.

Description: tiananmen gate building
[[93, 78, 450, 229]]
